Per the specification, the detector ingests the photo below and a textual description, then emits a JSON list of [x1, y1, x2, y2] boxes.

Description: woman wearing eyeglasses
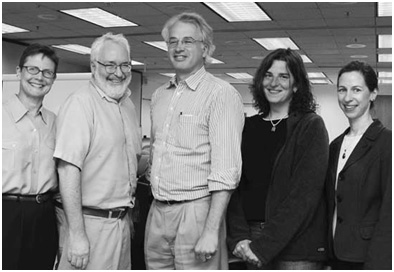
[[226, 48, 329, 269], [326, 61, 392, 269]]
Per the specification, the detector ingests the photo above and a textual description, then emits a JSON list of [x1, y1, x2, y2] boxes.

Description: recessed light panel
[[2, 23, 29, 34], [205, 2, 271, 22], [301, 55, 312, 63], [131, 60, 144, 66], [61, 8, 138, 28], [310, 79, 332, 85], [378, 79, 392, 84], [226, 73, 253, 80], [308, 72, 326, 79], [144, 41, 168, 52], [378, 71, 392, 78], [160, 73, 176, 78], [379, 35, 392, 48], [253, 38, 299, 50], [52, 44, 91, 55], [378, 54, 392, 62], [378, 2, 392, 17]]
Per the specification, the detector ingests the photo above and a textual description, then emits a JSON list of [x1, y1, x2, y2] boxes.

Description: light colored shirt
[[54, 80, 141, 209], [148, 66, 244, 201], [3, 94, 57, 194]]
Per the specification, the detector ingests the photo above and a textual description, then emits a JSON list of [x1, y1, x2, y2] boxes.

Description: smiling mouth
[[174, 55, 187, 61], [29, 82, 45, 88], [343, 105, 357, 110]]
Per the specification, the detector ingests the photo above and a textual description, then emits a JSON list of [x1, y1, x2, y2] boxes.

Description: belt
[[2, 193, 52, 204], [155, 199, 188, 205], [54, 201, 128, 220]]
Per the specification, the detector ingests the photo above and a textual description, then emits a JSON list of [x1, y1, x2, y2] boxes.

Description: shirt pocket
[[175, 114, 207, 150], [2, 141, 32, 171], [2, 141, 16, 170]]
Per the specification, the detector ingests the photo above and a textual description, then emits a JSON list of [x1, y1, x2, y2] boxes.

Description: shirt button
[[170, 107, 174, 111], [166, 124, 169, 128], [33, 129, 37, 132]]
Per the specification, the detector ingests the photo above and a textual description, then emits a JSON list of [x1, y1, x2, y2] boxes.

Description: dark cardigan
[[227, 111, 329, 264], [326, 120, 392, 269]]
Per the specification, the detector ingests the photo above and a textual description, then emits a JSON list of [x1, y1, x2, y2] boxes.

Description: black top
[[240, 114, 287, 221]]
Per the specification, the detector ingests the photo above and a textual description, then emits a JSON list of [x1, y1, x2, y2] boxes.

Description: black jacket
[[227, 112, 329, 264], [326, 120, 392, 269]]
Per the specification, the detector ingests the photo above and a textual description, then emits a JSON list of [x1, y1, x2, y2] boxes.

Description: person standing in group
[[145, 12, 244, 270], [3, 44, 59, 269], [227, 48, 329, 269], [326, 61, 391, 270], [54, 33, 141, 270]]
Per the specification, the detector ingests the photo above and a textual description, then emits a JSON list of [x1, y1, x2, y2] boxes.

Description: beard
[[93, 71, 131, 101]]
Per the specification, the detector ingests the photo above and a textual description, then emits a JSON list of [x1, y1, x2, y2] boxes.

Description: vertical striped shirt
[[148, 66, 244, 201]]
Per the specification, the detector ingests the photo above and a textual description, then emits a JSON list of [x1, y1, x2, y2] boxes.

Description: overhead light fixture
[[253, 38, 299, 50], [308, 72, 326, 79], [2, 23, 29, 34], [350, 55, 368, 59], [378, 79, 392, 84], [301, 55, 312, 63], [131, 60, 144, 65], [378, 71, 392, 78], [378, 34, 392, 48], [204, 2, 271, 22], [160, 73, 176, 78], [378, 54, 392, 62], [346, 43, 366, 49], [226, 73, 253, 80], [310, 79, 332, 85], [208, 57, 224, 64], [52, 44, 91, 55], [61, 8, 138, 27], [378, 2, 392, 17]]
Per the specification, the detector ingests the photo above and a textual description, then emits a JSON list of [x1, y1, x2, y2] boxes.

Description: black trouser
[[2, 197, 58, 269], [330, 255, 364, 270]]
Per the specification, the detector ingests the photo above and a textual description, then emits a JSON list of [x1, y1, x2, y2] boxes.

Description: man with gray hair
[[54, 32, 141, 269], [145, 12, 244, 269]]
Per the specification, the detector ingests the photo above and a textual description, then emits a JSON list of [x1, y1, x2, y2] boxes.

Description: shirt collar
[[167, 66, 207, 91], [90, 79, 131, 104], [8, 94, 47, 124]]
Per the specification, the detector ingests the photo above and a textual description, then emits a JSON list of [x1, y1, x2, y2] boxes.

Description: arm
[[194, 190, 232, 261], [249, 115, 329, 264], [58, 159, 89, 270], [365, 130, 392, 269]]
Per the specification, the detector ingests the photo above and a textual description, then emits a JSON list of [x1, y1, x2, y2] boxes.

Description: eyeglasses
[[96, 61, 132, 74], [22, 66, 56, 79], [167, 37, 204, 49]]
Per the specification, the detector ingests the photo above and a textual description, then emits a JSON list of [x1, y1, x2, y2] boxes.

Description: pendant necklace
[[269, 112, 288, 132]]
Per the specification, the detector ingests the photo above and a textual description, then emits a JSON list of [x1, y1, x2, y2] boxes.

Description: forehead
[[169, 21, 200, 38], [339, 71, 365, 85], [99, 41, 129, 61], [24, 53, 55, 68], [268, 60, 289, 72]]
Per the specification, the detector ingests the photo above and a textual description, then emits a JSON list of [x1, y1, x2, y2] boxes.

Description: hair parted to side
[[250, 48, 317, 117], [90, 32, 131, 62], [161, 12, 216, 64], [19, 43, 59, 75], [337, 60, 378, 109]]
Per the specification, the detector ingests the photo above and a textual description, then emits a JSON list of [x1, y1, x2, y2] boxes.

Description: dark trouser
[[2, 197, 58, 270], [330, 256, 364, 270]]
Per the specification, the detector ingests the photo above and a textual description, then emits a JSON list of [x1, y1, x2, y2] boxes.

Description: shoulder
[[41, 107, 56, 121], [203, 72, 241, 97]]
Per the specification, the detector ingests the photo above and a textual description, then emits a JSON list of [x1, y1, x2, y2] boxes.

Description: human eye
[[168, 39, 178, 47], [264, 73, 272, 79], [337, 87, 346, 93], [27, 66, 39, 73], [354, 87, 363, 93], [43, 69, 55, 78], [280, 74, 290, 80], [183, 38, 194, 45]]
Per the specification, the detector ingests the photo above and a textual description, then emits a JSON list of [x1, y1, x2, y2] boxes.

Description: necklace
[[341, 134, 363, 159], [269, 113, 288, 132]]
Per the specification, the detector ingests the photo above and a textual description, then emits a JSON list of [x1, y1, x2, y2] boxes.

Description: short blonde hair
[[90, 32, 131, 62]]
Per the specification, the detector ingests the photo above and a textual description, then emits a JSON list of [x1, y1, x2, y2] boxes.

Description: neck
[[348, 115, 373, 136], [269, 105, 289, 119], [17, 93, 43, 116]]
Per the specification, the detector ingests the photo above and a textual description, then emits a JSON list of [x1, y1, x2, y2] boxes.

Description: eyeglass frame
[[167, 37, 204, 49], [22, 66, 56, 79], [96, 61, 132, 74]]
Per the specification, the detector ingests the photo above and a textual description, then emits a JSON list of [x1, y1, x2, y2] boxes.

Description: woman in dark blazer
[[326, 61, 392, 269]]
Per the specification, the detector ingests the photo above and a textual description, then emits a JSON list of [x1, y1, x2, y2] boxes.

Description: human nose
[[343, 90, 353, 102], [113, 65, 123, 77], [269, 76, 279, 87]]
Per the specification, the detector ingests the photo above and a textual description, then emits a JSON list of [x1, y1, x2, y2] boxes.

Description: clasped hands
[[233, 239, 262, 268]]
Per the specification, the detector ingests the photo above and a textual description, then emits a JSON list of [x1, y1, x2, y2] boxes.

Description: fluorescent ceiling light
[[378, 2, 392, 17], [144, 41, 167, 51], [301, 55, 312, 63], [61, 8, 138, 28], [52, 44, 91, 55], [350, 55, 368, 59], [378, 71, 392, 78], [378, 54, 392, 62], [2, 23, 29, 34], [310, 79, 332, 85], [308, 72, 326, 78], [226, 73, 253, 80], [379, 35, 392, 48], [346, 43, 366, 49], [160, 73, 175, 78], [253, 38, 299, 50], [378, 79, 392, 84], [204, 2, 271, 22], [132, 60, 144, 65], [208, 57, 224, 64]]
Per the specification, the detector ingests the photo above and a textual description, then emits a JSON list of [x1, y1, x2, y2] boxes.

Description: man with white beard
[[54, 32, 141, 270]]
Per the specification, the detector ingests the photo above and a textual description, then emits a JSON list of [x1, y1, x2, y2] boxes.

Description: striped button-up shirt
[[148, 66, 244, 201]]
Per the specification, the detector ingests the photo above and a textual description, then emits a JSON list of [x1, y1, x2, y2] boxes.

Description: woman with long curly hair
[[227, 48, 329, 269]]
